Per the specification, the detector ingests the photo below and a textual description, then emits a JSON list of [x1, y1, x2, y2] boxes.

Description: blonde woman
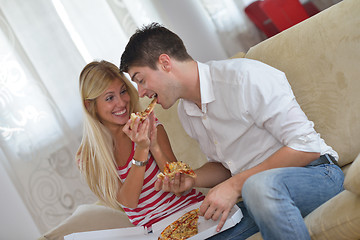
[[77, 60, 204, 228]]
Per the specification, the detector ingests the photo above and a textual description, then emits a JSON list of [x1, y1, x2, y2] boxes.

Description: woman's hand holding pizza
[[155, 172, 195, 196], [155, 161, 197, 196], [123, 117, 150, 150], [148, 112, 159, 152]]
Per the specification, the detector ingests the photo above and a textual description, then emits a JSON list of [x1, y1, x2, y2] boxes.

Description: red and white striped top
[[117, 142, 205, 228]]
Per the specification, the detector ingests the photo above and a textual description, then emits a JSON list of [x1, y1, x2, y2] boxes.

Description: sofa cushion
[[344, 153, 360, 195], [38, 204, 133, 240]]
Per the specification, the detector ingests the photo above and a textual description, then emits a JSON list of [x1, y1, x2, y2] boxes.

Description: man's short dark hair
[[120, 22, 192, 72]]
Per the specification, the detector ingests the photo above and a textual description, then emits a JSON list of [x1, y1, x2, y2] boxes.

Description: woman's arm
[[148, 113, 177, 172], [117, 117, 150, 208]]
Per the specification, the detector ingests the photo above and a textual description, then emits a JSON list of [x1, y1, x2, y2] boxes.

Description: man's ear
[[159, 54, 171, 72]]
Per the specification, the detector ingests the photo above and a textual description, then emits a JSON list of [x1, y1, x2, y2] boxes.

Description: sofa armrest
[[344, 153, 360, 195], [38, 204, 133, 240], [304, 190, 360, 240]]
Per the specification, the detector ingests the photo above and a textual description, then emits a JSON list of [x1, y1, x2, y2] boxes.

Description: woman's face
[[95, 78, 131, 129]]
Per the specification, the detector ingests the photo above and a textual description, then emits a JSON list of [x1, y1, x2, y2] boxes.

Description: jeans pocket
[[324, 165, 345, 193]]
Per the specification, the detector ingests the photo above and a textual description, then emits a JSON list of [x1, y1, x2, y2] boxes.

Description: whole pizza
[[158, 208, 199, 240]]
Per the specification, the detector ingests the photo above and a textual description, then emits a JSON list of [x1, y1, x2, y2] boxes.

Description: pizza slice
[[130, 96, 157, 128], [157, 161, 196, 180], [158, 208, 199, 240]]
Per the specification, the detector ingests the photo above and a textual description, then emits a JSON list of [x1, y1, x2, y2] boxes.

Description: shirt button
[[202, 116, 207, 120], [214, 141, 218, 145]]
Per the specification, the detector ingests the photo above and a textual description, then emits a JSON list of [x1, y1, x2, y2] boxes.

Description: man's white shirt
[[178, 59, 338, 175]]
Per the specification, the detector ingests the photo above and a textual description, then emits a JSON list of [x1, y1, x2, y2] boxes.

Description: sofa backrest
[[245, 0, 360, 166]]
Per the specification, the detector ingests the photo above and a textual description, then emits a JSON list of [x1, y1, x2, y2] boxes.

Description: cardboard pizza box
[[152, 201, 243, 239], [64, 226, 154, 240], [64, 201, 243, 240]]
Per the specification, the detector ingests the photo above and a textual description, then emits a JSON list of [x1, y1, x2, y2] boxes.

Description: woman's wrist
[[150, 144, 161, 156], [131, 158, 148, 166], [133, 146, 149, 163]]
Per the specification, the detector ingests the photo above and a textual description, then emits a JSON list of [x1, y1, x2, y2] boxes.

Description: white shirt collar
[[182, 61, 215, 115], [198, 61, 215, 108]]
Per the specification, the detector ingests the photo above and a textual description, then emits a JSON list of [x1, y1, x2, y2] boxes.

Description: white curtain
[[0, 0, 135, 234], [0, 0, 263, 235]]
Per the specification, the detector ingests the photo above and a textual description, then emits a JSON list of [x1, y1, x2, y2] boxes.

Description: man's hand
[[199, 178, 240, 232], [154, 172, 195, 196]]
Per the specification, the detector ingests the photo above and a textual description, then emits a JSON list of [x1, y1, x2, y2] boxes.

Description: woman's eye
[[138, 79, 144, 84], [120, 89, 127, 95], [105, 96, 114, 101]]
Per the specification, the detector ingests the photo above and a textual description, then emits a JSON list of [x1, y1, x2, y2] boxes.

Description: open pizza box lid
[[64, 201, 243, 240]]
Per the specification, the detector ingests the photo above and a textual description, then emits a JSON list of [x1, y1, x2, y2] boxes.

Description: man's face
[[128, 65, 179, 109]]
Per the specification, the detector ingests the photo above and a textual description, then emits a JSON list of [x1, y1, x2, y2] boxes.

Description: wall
[[150, 0, 228, 61]]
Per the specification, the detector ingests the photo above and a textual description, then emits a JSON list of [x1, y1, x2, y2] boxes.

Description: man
[[120, 23, 344, 239]]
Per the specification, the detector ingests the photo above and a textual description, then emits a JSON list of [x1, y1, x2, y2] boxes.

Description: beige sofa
[[39, 0, 360, 239]]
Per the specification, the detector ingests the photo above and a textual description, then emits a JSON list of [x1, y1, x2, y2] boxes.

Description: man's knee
[[242, 170, 287, 213], [242, 171, 272, 201]]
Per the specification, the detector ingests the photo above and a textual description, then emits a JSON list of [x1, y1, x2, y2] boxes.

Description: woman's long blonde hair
[[77, 60, 141, 209]]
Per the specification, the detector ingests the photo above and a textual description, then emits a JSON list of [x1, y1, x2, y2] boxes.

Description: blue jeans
[[206, 164, 344, 240]]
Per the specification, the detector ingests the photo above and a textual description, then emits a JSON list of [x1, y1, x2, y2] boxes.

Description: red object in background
[[260, 0, 310, 31], [245, 0, 280, 38], [302, 1, 320, 16]]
